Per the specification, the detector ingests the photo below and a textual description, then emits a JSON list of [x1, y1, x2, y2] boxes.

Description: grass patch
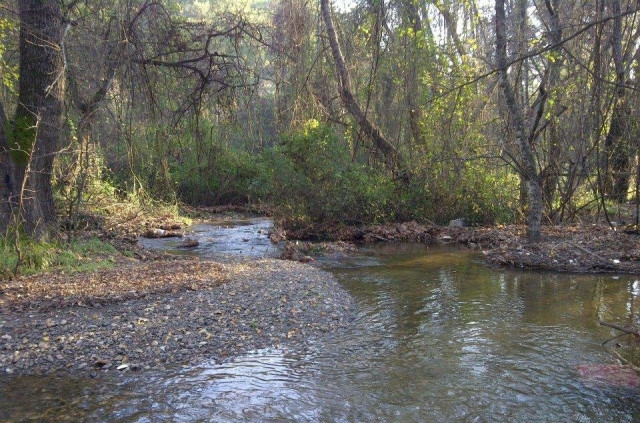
[[0, 236, 119, 280]]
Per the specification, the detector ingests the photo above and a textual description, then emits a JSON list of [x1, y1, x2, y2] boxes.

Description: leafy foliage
[[254, 120, 396, 227]]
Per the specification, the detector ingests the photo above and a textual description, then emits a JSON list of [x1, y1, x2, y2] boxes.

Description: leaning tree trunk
[[495, 0, 542, 242], [320, 0, 398, 167], [7, 0, 65, 238]]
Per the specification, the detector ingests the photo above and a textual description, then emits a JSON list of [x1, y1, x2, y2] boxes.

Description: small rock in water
[[577, 364, 640, 387], [117, 364, 129, 371], [177, 238, 199, 248]]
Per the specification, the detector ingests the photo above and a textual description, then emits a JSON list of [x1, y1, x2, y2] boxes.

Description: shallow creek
[[3, 218, 640, 422]]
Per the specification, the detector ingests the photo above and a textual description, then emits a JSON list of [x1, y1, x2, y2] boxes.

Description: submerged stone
[[576, 364, 640, 387]]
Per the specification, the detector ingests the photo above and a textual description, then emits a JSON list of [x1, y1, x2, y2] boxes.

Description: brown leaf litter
[[0, 259, 227, 312]]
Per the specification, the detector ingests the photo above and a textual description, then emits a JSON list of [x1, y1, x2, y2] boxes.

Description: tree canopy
[[1, 0, 639, 242]]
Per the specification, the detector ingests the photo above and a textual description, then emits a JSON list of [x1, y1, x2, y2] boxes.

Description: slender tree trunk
[[405, 1, 427, 147], [0, 99, 15, 233], [604, 0, 631, 203], [495, 0, 542, 242], [541, 125, 561, 217], [434, 1, 465, 59], [63, 39, 124, 230], [539, 0, 563, 218], [9, 0, 65, 238], [320, 0, 398, 166]]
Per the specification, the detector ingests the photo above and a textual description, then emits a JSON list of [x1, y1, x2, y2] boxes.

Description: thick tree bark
[[495, 0, 542, 242], [8, 0, 65, 238], [320, 0, 398, 166]]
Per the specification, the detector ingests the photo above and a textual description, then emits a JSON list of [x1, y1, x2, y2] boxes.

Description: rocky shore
[[0, 259, 356, 376]]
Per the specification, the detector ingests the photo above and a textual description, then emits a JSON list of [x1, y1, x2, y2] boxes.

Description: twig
[[569, 242, 607, 262], [600, 320, 640, 336], [366, 233, 389, 242], [602, 332, 629, 346], [606, 347, 640, 372]]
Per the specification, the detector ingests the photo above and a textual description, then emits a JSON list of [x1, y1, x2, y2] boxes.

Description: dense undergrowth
[[120, 119, 519, 229], [1, 118, 632, 279]]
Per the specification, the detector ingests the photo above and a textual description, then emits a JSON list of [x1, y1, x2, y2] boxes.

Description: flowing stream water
[[3, 218, 640, 422]]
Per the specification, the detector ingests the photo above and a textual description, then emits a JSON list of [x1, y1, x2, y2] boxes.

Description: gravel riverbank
[[0, 259, 356, 376]]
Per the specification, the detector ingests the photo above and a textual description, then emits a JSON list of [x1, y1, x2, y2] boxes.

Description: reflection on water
[[3, 239, 640, 422]]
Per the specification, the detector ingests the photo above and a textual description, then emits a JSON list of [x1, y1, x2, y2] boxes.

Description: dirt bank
[[279, 221, 640, 274]]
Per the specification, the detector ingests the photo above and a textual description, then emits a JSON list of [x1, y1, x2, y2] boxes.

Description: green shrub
[[251, 120, 398, 228], [172, 147, 258, 205]]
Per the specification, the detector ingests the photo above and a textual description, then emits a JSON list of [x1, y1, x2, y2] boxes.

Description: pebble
[[0, 259, 356, 376]]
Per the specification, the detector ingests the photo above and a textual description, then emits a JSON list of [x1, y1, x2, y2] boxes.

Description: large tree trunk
[[495, 0, 542, 242], [7, 0, 65, 238], [320, 0, 398, 167]]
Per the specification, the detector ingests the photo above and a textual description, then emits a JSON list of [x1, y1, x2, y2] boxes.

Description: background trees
[[0, 0, 639, 241]]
